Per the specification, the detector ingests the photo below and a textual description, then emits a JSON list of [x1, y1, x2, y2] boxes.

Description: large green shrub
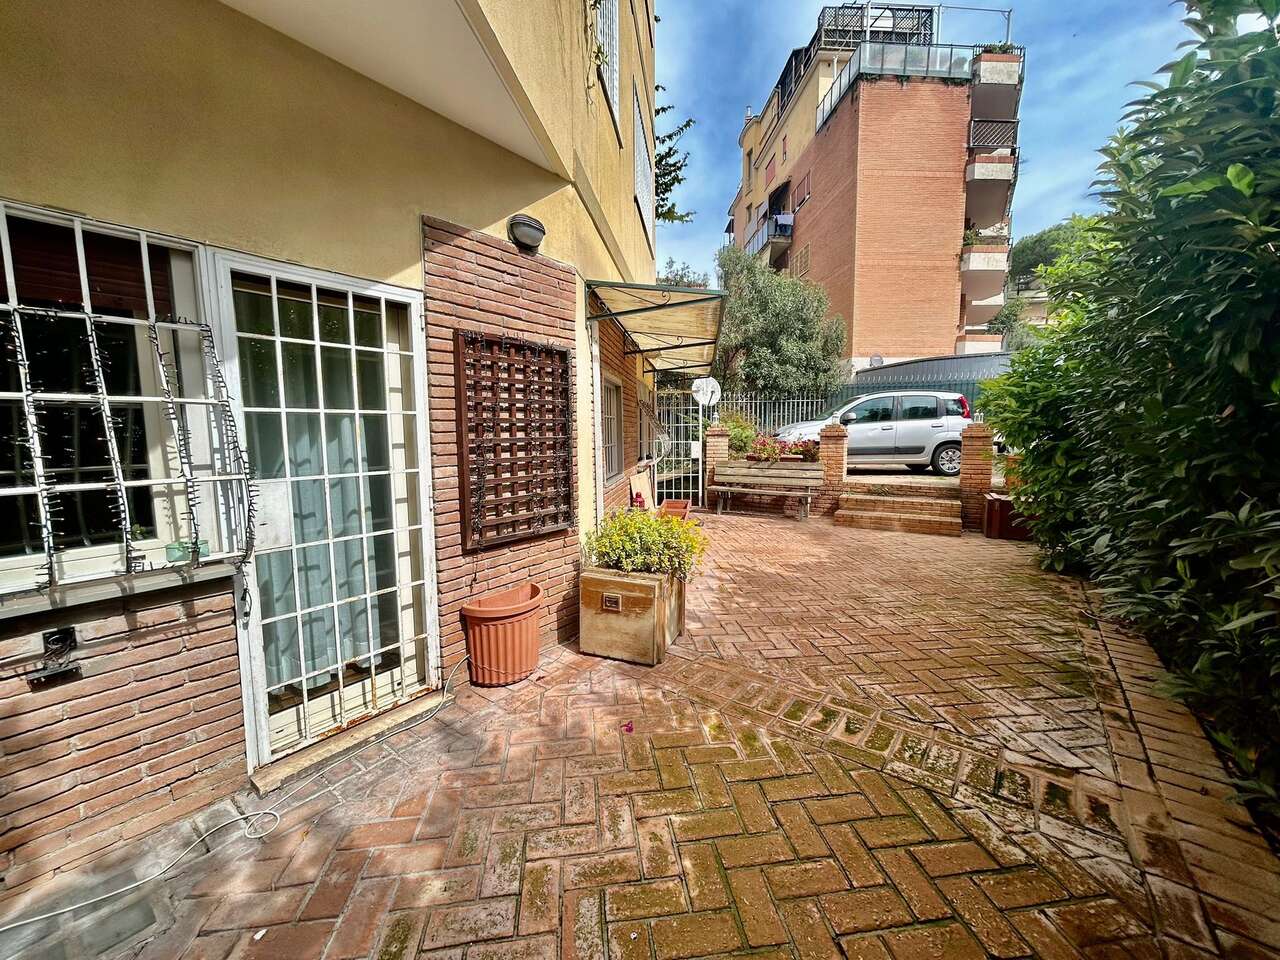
[[585, 510, 708, 581], [713, 245, 846, 396], [980, 1, 1280, 810]]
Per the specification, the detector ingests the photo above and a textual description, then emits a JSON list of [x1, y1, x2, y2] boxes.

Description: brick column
[[814, 422, 848, 516], [959, 422, 994, 531], [704, 425, 729, 497]]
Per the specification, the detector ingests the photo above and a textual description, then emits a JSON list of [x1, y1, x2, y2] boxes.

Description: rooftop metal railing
[[816, 42, 1027, 131]]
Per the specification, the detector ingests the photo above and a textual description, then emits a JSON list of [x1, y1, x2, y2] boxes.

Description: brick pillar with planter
[[959, 421, 994, 531], [813, 422, 848, 516], [704, 425, 729, 502]]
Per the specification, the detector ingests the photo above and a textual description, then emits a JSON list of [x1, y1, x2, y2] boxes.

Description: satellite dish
[[691, 377, 722, 407], [869, 354, 884, 368]]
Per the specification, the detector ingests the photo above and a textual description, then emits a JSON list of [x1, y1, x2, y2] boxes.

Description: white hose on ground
[[0, 655, 475, 939]]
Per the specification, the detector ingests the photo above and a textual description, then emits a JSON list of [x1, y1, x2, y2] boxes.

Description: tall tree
[[654, 84, 694, 224], [712, 246, 845, 396], [1008, 217, 1089, 284]]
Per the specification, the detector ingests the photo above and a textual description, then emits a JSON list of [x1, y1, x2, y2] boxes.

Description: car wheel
[[907, 465, 928, 473], [931, 443, 961, 477]]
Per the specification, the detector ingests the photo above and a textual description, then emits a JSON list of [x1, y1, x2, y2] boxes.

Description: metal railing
[[716, 394, 831, 435], [744, 214, 795, 258], [970, 118, 1019, 149], [817, 42, 977, 129]]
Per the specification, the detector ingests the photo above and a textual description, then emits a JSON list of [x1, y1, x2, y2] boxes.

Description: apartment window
[[597, 0, 620, 122], [745, 149, 753, 187], [0, 204, 250, 593], [794, 244, 812, 277], [794, 173, 812, 210], [782, 135, 788, 162], [634, 87, 655, 241], [765, 154, 777, 187], [601, 378, 622, 481]]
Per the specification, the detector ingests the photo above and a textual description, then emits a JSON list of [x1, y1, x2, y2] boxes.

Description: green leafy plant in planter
[[585, 509, 707, 582], [718, 410, 758, 457]]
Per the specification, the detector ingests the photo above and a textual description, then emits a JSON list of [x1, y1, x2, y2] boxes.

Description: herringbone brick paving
[[120, 515, 1279, 958]]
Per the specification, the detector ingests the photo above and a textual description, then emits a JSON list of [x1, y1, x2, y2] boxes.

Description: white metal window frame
[[633, 85, 655, 242], [601, 373, 623, 484], [597, 0, 621, 136], [0, 200, 250, 594], [208, 249, 440, 773]]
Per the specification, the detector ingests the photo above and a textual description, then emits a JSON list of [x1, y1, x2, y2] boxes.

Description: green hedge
[[980, 2, 1280, 812]]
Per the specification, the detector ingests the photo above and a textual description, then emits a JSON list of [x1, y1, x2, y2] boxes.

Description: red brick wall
[[598, 316, 643, 514], [790, 92, 859, 339], [787, 78, 970, 362], [851, 80, 969, 360], [423, 217, 581, 668], [0, 579, 244, 899]]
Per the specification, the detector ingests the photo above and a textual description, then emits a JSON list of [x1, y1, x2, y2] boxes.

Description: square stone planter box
[[579, 567, 685, 666]]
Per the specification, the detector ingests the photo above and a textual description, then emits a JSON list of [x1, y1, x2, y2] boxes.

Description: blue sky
[[653, 1, 1191, 280]]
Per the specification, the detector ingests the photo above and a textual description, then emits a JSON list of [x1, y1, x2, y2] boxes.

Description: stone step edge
[[833, 510, 963, 535], [839, 494, 963, 515], [843, 481, 961, 500]]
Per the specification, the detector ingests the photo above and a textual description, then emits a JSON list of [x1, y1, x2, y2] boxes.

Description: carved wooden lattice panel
[[454, 331, 574, 551]]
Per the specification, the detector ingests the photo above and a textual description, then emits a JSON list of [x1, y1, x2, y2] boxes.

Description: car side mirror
[[841, 412, 856, 424]]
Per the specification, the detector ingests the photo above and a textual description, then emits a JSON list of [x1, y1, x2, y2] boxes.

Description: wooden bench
[[707, 461, 825, 520]]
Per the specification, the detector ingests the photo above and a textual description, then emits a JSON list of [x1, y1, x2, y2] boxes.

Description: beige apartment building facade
[[728, 3, 1023, 371], [0, 1, 724, 935]]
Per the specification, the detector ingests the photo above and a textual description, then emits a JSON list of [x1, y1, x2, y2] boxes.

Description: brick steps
[[837, 480, 962, 536], [833, 509, 963, 536], [840, 493, 961, 518], [843, 479, 961, 500]]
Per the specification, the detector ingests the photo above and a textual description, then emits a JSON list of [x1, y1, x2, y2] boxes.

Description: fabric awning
[[586, 280, 726, 376]]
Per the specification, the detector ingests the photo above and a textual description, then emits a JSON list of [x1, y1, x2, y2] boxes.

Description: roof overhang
[[586, 281, 726, 376], [218, 0, 565, 177]]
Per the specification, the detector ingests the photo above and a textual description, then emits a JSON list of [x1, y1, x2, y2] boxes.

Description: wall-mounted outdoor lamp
[[507, 214, 546, 253]]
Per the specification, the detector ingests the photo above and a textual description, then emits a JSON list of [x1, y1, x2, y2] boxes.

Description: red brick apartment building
[[728, 3, 1023, 369]]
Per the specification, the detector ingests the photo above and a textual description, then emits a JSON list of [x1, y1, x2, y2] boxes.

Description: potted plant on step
[[579, 510, 707, 666]]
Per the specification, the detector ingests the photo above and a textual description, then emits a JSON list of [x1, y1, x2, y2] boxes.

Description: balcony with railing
[[817, 42, 976, 130], [970, 118, 1019, 150], [744, 214, 795, 262]]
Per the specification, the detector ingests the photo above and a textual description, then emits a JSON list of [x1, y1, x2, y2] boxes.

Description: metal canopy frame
[[585, 280, 725, 375]]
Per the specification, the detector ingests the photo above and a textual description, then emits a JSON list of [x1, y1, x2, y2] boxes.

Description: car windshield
[[816, 395, 864, 420]]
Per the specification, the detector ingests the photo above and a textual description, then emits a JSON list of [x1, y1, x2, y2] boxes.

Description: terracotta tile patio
[[97, 515, 1280, 957]]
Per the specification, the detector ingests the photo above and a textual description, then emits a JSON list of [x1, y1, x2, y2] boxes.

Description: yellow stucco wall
[[474, 0, 656, 285], [0, 0, 659, 537]]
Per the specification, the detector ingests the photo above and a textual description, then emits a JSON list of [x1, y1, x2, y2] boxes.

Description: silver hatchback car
[[774, 391, 972, 476]]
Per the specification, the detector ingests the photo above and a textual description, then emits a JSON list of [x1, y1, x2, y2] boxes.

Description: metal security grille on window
[[455, 332, 573, 552], [634, 89, 655, 240], [597, 0, 619, 115], [602, 381, 622, 478], [0, 206, 252, 594]]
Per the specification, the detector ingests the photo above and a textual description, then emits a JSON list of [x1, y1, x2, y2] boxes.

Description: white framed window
[[597, 0, 620, 125], [601, 377, 622, 481], [0, 202, 250, 595], [634, 86, 655, 242]]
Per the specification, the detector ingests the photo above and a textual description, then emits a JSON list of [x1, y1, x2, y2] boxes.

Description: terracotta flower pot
[[460, 582, 543, 686]]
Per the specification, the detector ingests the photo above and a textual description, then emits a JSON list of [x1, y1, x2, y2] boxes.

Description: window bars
[[633, 88, 655, 241], [0, 205, 253, 594], [454, 331, 574, 552]]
